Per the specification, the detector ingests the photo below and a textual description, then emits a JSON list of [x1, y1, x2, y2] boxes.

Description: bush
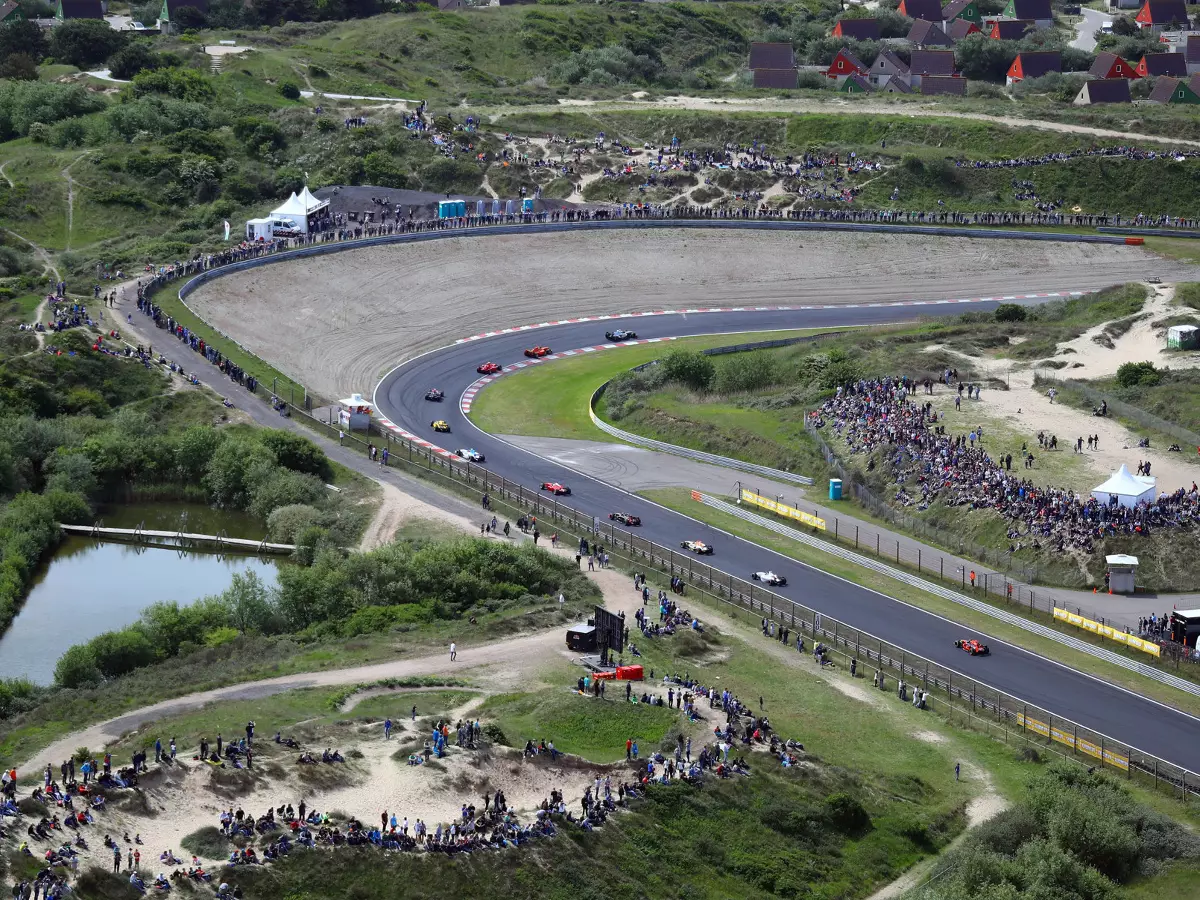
[[50, 19, 126, 68], [825, 792, 871, 835], [661, 349, 715, 392], [108, 42, 164, 80], [278, 80, 301, 100], [1114, 361, 1161, 388], [995, 303, 1028, 323]]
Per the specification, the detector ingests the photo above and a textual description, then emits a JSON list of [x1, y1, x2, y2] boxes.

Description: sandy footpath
[[187, 229, 1176, 400]]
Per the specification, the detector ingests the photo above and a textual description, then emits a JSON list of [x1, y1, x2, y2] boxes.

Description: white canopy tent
[[269, 189, 329, 233], [1091, 464, 1156, 509]]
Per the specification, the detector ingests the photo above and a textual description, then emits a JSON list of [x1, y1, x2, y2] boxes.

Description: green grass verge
[[638, 486, 1200, 720]]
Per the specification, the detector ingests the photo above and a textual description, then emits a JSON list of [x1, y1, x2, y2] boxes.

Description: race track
[[374, 300, 1200, 774]]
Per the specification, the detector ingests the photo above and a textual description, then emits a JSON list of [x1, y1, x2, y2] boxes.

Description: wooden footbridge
[[60, 524, 296, 554]]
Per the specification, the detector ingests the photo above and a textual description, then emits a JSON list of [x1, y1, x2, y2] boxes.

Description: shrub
[[1114, 361, 1160, 388], [825, 792, 871, 835], [50, 19, 126, 68], [995, 303, 1028, 322], [278, 80, 301, 100], [661, 349, 715, 392]]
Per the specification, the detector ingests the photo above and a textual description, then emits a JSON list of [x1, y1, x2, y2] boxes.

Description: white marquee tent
[[268, 188, 330, 233], [1091, 464, 1156, 509]]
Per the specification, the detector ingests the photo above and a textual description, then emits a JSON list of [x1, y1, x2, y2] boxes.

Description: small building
[[1002, 0, 1054, 28], [1075, 77, 1133, 103], [1188, 35, 1200, 74], [1136, 51, 1188, 76], [438, 0, 468, 8], [990, 18, 1035, 38], [749, 42, 796, 71], [908, 18, 954, 47], [880, 75, 913, 92], [840, 72, 874, 93], [1135, 0, 1190, 32], [55, 0, 104, 20], [337, 393, 373, 432], [921, 74, 968, 94], [947, 18, 982, 39], [833, 17, 881, 40], [0, 1, 25, 22], [899, 0, 944, 21], [1089, 51, 1138, 79], [1167, 322, 1200, 347], [910, 48, 958, 88], [1148, 74, 1200, 102], [943, 0, 982, 27], [871, 49, 911, 86], [1007, 50, 1062, 84], [826, 47, 869, 81], [753, 68, 799, 89], [1105, 554, 1138, 594]]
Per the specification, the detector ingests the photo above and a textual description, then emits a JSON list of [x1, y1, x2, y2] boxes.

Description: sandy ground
[[357, 482, 477, 551], [186, 229, 1178, 401]]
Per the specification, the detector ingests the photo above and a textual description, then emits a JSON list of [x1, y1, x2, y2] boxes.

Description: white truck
[[245, 217, 302, 241]]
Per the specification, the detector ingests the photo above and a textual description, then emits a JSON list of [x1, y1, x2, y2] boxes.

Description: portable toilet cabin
[[1167, 324, 1199, 350], [491, 199, 501, 217], [437, 200, 455, 219], [454, 200, 466, 217], [1105, 554, 1138, 594], [476, 199, 485, 217], [521, 197, 534, 214], [829, 478, 843, 501], [505, 199, 515, 216]]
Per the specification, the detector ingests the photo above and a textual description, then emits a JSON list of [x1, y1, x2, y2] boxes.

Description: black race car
[[751, 571, 787, 586], [425, 388, 444, 402], [609, 512, 642, 526], [605, 329, 638, 342]]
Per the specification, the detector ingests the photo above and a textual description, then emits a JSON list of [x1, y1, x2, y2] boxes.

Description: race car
[[605, 329, 637, 342], [609, 512, 642, 526], [541, 481, 571, 495], [680, 540, 714, 555], [477, 362, 502, 375], [751, 571, 787, 586], [524, 346, 552, 358], [431, 420, 451, 433], [455, 448, 485, 463], [425, 388, 444, 402], [954, 638, 990, 656]]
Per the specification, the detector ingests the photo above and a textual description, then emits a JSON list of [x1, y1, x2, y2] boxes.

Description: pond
[[0, 503, 282, 686]]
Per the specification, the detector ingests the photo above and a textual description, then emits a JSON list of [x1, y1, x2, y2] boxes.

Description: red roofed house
[[1089, 51, 1138, 79], [1135, 0, 1190, 33], [826, 48, 869, 82], [989, 19, 1035, 39], [1137, 52, 1188, 77], [1006, 50, 1061, 85], [1074, 78, 1133, 105], [1148, 76, 1200, 103], [898, 0, 944, 22], [908, 19, 954, 47], [833, 18, 881, 40], [1188, 35, 1200, 75], [909, 49, 958, 88]]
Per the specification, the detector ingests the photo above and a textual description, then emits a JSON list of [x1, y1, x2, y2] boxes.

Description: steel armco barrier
[[288, 403, 1200, 800]]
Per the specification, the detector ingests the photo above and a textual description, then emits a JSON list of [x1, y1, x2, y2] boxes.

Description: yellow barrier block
[[1053, 607, 1159, 658], [1017, 713, 1129, 771], [740, 489, 826, 531]]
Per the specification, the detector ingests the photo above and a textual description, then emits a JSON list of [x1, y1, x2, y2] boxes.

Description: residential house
[[1135, 0, 1190, 32], [880, 75, 913, 93], [55, 0, 103, 20], [1074, 77, 1133, 103], [921, 75, 968, 94], [909, 48, 958, 88], [840, 72, 874, 93], [0, 1, 24, 22], [1188, 35, 1200, 75], [833, 17, 881, 40], [1006, 50, 1062, 85], [749, 42, 798, 88], [1089, 51, 1138, 78], [870, 48, 911, 86], [160, 0, 207, 31], [947, 19, 982, 39], [438, 0, 468, 9], [826, 47, 869, 81], [908, 19, 954, 47], [1136, 51, 1188, 76], [1001, 0, 1054, 28], [1148, 75, 1200, 102], [989, 19, 1035, 38], [753, 69, 799, 88], [899, 0, 944, 21], [942, 0, 983, 29]]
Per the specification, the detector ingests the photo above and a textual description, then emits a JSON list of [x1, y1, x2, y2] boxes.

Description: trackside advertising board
[[1017, 713, 1130, 771], [739, 489, 826, 531], [1053, 608, 1161, 657]]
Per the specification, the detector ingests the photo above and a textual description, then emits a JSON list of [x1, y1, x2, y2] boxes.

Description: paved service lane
[[375, 301, 1200, 773]]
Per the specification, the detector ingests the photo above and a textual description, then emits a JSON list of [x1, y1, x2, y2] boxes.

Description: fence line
[[1034, 372, 1200, 449]]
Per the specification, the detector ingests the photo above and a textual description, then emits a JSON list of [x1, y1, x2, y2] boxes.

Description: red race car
[[524, 346, 552, 358], [540, 481, 572, 495], [954, 638, 990, 656], [477, 362, 502, 375]]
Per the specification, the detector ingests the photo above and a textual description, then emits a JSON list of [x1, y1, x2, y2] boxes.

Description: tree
[[1112, 16, 1137, 36], [50, 19, 126, 69], [258, 430, 332, 480], [1114, 361, 1160, 388], [995, 303, 1028, 322], [54, 643, 101, 689], [224, 570, 274, 634], [661, 349, 715, 392], [89, 627, 157, 678], [0, 52, 36, 81], [171, 4, 208, 29], [0, 20, 48, 64], [107, 42, 163, 81]]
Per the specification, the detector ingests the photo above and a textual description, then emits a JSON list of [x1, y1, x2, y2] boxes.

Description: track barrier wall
[[739, 489, 826, 530], [1054, 608, 1162, 657]]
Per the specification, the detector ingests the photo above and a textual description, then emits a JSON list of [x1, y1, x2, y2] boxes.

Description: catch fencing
[[285, 400, 1199, 800]]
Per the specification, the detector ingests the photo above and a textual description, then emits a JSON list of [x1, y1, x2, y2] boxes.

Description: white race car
[[456, 448, 485, 463], [751, 571, 787, 586]]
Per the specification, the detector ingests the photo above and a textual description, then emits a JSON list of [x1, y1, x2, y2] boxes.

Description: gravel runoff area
[[187, 229, 1183, 401]]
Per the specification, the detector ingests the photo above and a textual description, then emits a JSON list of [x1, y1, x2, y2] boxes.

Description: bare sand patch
[[358, 483, 477, 551], [186, 229, 1170, 400], [911, 729, 948, 744]]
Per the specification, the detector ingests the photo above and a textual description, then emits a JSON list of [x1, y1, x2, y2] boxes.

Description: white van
[[245, 217, 301, 241]]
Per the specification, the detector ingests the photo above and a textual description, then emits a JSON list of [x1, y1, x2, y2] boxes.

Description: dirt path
[[61, 151, 92, 250], [488, 96, 1200, 148], [357, 481, 476, 551]]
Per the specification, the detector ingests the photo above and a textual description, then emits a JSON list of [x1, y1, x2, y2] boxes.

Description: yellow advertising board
[[1053, 608, 1161, 657], [1017, 713, 1129, 771], [740, 489, 826, 531]]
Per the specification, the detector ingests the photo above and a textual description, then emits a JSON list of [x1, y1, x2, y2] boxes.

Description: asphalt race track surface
[[376, 302, 1200, 773]]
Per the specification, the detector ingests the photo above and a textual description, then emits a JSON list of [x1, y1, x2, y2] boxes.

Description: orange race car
[[954, 638, 990, 656], [477, 362, 502, 375], [524, 346, 552, 358]]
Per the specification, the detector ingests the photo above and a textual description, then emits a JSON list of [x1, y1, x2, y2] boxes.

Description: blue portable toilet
[[455, 200, 466, 217], [476, 200, 485, 217], [437, 200, 453, 219], [522, 198, 534, 213], [829, 479, 843, 501], [505, 199, 515, 216], [491, 199, 501, 217]]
